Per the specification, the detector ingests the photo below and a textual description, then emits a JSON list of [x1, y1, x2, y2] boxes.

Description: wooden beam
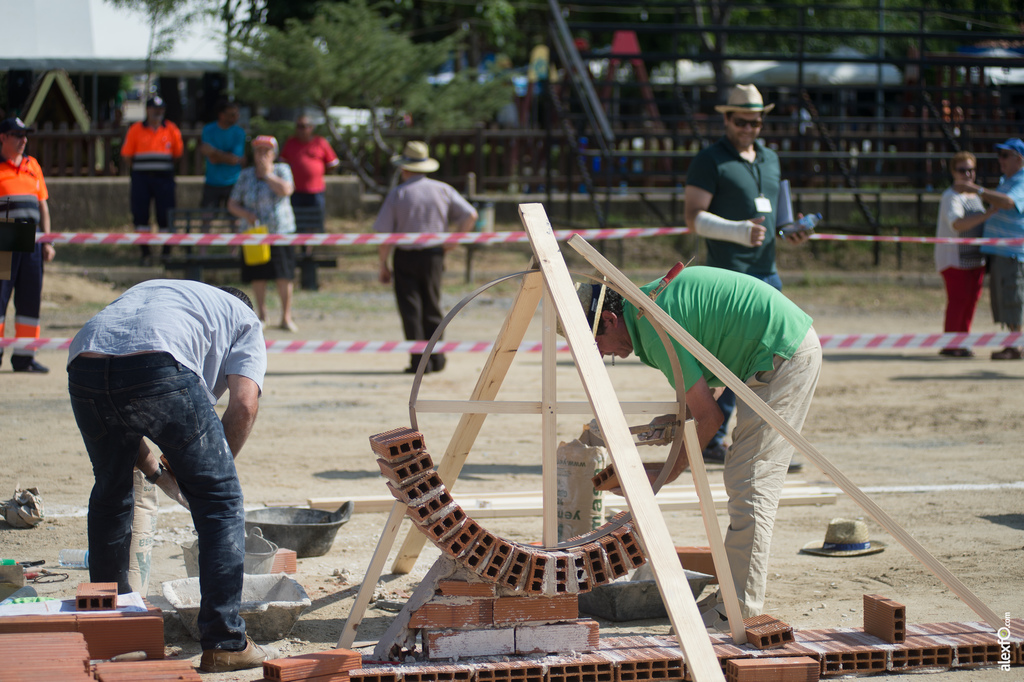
[[567, 233, 1003, 632], [683, 419, 746, 644], [521, 203, 724, 682], [390, 271, 545, 574], [413, 400, 680, 415], [542, 290, 559, 545]]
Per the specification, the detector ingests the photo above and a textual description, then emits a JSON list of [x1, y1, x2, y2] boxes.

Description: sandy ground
[[1, 259, 1023, 681]]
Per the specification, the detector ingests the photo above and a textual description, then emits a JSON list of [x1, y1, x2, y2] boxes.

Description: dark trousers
[[393, 247, 445, 370], [131, 171, 176, 259], [0, 244, 44, 364], [68, 353, 246, 651]]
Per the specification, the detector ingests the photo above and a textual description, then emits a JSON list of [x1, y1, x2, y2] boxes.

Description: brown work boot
[[199, 636, 278, 673]]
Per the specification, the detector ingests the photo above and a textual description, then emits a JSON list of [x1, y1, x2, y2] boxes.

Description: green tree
[[105, 0, 204, 96], [235, 0, 510, 191]]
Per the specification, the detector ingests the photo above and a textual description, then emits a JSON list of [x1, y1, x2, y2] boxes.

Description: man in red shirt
[[121, 96, 184, 265], [0, 117, 56, 373], [280, 114, 339, 238]]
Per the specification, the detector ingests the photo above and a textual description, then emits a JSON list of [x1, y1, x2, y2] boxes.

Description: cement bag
[[128, 468, 158, 595], [556, 425, 606, 542]]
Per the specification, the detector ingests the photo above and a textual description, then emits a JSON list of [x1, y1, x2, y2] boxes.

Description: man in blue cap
[[965, 138, 1024, 359]]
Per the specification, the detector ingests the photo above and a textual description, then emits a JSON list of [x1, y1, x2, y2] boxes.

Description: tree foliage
[[235, 0, 511, 191], [104, 0, 204, 93]]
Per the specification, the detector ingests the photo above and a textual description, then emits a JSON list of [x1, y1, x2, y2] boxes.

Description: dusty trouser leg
[[723, 328, 821, 618]]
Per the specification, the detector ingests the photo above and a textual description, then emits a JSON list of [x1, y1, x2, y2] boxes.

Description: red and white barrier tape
[[36, 229, 1024, 247], [39, 227, 686, 246], [5, 332, 1021, 353]]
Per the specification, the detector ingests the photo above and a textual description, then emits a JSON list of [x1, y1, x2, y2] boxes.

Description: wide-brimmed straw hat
[[714, 84, 775, 115], [391, 141, 440, 173], [801, 518, 886, 557]]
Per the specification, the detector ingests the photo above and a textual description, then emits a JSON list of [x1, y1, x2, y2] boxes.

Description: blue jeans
[[709, 271, 783, 448], [68, 352, 246, 651]]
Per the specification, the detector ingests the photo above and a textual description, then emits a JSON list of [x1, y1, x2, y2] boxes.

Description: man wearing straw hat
[[374, 141, 477, 374], [684, 84, 810, 469]]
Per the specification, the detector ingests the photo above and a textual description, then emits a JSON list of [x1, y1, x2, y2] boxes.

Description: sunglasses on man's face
[[731, 117, 763, 129], [954, 167, 975, 173]]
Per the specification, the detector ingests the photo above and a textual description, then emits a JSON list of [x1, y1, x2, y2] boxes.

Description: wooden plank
[[542, 290, 559, 545], [337, 501, 409, 648], [520, 203, 724, 682], [682, 419, 746, 644], [567, 232, 1003, 632], [390, 271, 544, 574], [413, 399, 680, 414]]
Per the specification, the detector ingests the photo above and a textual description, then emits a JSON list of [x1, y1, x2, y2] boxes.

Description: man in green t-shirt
[[581, 266, 821, 621]]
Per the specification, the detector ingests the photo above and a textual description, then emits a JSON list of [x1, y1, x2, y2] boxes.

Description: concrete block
[[423, 627, 515, 660], [577, 571, 713, 622]]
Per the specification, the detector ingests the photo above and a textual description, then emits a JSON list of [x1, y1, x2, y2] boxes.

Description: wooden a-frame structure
[[337, 204, 1002, 682]]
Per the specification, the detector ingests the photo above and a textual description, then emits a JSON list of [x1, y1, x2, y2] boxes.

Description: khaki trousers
[[723, 327, 821, 617]]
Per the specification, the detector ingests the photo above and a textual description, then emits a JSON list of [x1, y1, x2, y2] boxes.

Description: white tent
[[663, 47, 902, 87], [1, 0, 226, 74]]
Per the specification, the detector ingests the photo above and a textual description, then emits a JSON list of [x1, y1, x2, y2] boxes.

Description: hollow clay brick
[[370, 427, 426, 462], [378, 449, 435, 485], [725, 656, 819, 682], [492, 594, 579, 625], [400, 663, 474, 682], [262, 647, 362, 681], [406, 493, 456, 525], [910, 621, 1003, 668], [499, 545, 535, 592], [597, 535, 630, 580], [423, 509, 468, 544], [408, 599, 494, 629], [583, 543, 610, 587], [889, 636, 953, 670], [525, 552, 549, 595], [570, 549, 592, 593], [349, 669, 400, 682], [481, 539, 515, 582], [743, 614, 795, 650], [441, 518, 482, 559], [463, 531, 497, 573], [862, 594, 906, 644], [610, 524, 646, 569], [794, 629, 885, 676], [386, 472, 446, 506], [423, 627, 516, 660], [93, 660, 201, 682], [546, 651, 615, 682], [676, 546, 717, 583], [76, 582, 118, 611], [437, 579, 495, 597], [473, 660, 545, 682]]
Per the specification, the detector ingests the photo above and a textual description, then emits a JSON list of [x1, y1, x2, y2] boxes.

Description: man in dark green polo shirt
[[684, 84, 810, 468]]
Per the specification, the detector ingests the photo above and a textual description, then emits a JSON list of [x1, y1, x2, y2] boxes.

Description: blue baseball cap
[[995, 138, 1024, 158]]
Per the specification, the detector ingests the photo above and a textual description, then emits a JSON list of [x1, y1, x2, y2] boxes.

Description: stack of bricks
[[93, 660, 201, 681], [411, 578, 600, 660], [0, 596, 164, 662], [260, 647, 362, 682], [370, 428, 645, 600], [0, 631, 93, 681], [725, 656, 819, 682]]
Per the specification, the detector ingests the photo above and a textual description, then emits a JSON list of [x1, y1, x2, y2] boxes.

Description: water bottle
[[58, 549, 89, 568], [780, 212, 821, 237]]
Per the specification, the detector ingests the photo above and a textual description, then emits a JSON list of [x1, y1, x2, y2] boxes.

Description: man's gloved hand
[[154, 470, 190, 510]]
